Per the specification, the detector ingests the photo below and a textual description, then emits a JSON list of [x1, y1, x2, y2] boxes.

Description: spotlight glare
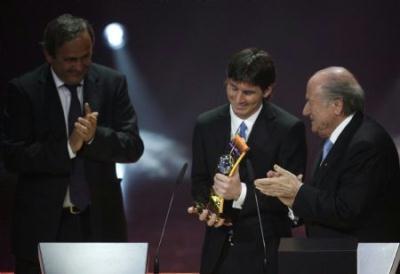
[[104, 23, 126, 50]]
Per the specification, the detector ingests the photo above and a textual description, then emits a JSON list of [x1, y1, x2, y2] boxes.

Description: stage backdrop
[[1, 0, 400, 272]]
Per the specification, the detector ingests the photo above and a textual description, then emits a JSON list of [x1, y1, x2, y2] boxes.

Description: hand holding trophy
[[194, 134, 249, 221]]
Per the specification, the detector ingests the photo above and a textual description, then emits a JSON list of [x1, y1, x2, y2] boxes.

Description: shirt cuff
[[232, 183, 247, 209], [87, 137, 94, 145], [67, 141, 77, 159], [288, 208, 299, 225]]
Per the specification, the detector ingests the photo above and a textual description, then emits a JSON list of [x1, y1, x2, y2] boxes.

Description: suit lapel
[[83, 66, 101, 113], [216, 105, 232, 154], [38, 65, 68, 138], [312, 112, 364, 187], [310, 142, 324, 186], [247, 100, 276, 160]]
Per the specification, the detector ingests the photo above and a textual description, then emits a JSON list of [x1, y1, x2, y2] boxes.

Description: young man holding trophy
[[188, 48, 307, 274]]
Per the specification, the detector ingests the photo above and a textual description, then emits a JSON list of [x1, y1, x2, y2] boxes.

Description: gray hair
[[319, 67, 365, 115]]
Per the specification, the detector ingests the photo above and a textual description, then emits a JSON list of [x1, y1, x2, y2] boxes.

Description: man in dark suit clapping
[[1, 14, 144, 274], [256, 66, 400, 242]]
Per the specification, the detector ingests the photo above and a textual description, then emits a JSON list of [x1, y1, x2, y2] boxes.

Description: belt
[[63, 206, 81, 215]]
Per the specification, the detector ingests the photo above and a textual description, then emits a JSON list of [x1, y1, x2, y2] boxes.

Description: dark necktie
[[64, 84, 90, 210], [65, 84, 82, 135]]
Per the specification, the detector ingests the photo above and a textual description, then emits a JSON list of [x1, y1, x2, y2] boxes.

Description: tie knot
[[238, 122, 247, 139], [322, 139, 333, 161], [64, 84, 79, 93]]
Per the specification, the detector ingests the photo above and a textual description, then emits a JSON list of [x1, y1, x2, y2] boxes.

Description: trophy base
[[194, 194, 232, 222]]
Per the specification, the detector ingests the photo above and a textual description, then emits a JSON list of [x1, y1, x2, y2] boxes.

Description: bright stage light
[[104, 23, 126, 50]]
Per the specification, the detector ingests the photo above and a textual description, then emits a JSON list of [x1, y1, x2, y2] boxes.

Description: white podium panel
[[38, 242, 148, 274], [357, 243, 399, 274]]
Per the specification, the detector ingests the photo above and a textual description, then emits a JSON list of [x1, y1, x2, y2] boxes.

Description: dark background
[[1, 0, 400, 272]]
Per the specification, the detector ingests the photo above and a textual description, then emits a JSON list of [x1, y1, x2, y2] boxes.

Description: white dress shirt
[[328, 114, 354, 145], [50, 69, 84, 207], [229, 104, 263, 209]]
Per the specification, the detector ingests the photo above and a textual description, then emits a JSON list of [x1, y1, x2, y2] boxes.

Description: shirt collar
[[230, 104, 263, 136], [329, 113, 355, 144], [50, 68, 84, 88]]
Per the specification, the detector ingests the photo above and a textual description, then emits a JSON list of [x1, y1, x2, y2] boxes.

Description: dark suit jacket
[[294, 112, 400, 242], [191, 100, 307, 274], [1, 63, 144, 260]]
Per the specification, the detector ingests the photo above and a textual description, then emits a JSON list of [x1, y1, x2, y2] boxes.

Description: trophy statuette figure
[[194, 134, 249, 219]]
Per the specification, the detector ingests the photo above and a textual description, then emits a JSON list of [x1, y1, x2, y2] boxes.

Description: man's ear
[[263, 85, 274, 99], [333, 98, 344, 115], [43, 49, 53, 64]]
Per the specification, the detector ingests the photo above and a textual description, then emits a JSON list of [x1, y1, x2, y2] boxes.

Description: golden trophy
[[195, 134, 249, 219]]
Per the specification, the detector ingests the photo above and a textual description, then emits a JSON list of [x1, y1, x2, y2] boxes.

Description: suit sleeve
[[81, 75, 144, 163], [191, 120, 211, 204], [293, 141, 385, 229], [276, 121, 307, 176], [1, 81, 71, 174], [241, 120, 307, 217]]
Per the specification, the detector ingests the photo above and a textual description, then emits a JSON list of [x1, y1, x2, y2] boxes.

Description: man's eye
[[243, 91, 254, 96], [229, 85, 238, 91]]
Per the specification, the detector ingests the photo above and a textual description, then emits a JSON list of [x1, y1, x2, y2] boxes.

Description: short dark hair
[[227, 48, 276, 91], [41, 14, 95, 57]]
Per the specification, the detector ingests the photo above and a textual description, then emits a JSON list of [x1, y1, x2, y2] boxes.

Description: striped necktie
[[238, 121, 247, 140]]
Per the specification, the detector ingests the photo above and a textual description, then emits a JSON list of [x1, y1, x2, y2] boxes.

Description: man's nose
[[302, 103, 309, 116], [235, 92, 245, 103], [73, 59, 86, 71]]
